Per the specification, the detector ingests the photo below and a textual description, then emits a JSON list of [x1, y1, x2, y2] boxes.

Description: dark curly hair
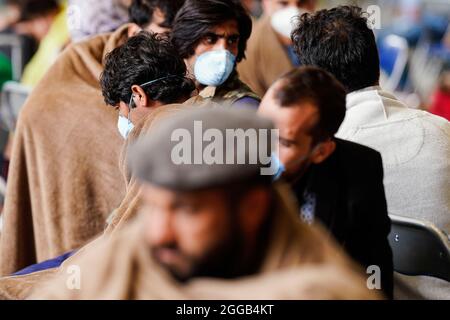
[[128, 0, 186, 28], [171, 0, 252, 62], [275, 66, 346, 144], [100, 31, 195, 107], [292, 5, 380, 93]]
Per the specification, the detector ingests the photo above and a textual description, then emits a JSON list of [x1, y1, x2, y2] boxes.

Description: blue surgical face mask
[[194, 50, 236, 87], [118, 75, 179, 139], [271, 144, 322, 181]]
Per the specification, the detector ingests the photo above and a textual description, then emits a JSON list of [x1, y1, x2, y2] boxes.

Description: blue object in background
[[12, 251, 76, 276]]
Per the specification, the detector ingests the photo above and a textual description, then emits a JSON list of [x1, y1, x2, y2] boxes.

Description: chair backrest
[[379, 34, 409, 92], [0, 81, 31, 131], [389, 214, 450, 282]]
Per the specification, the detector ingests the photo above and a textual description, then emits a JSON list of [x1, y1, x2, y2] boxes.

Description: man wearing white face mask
[[171, 0, 260, 109], [238, 0, 316, 97], [100, 32, 196, 140], [258, 67, 394, 299]]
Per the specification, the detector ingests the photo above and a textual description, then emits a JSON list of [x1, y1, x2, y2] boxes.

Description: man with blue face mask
[[171, 0, 260, 109], [259, 66, 394, 299], [238, 0, 317, 97], [101, 32, 196, 139]]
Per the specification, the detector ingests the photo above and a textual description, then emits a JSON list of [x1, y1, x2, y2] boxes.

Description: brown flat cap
[[128, 107, 276, 191]]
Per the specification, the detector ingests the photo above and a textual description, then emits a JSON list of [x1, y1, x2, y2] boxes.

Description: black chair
[[388, 214, 450, 282]]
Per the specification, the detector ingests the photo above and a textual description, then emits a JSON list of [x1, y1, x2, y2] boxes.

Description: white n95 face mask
[[271, 7, 302, 39], [194, 50, 236, 87], [118, 114, 134, 139]]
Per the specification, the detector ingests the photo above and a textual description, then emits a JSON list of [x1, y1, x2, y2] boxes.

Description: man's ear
[[127, 23, 142, 38], [131, 85, 148, 109], [238, 187, 271, 235], [310, 140, 336, 164]]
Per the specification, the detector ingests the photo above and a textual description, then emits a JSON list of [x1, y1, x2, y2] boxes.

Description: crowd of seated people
[[0, 0, 448, 300]]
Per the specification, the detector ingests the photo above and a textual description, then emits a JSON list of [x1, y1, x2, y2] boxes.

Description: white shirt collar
[[344, 86, 408, 124]]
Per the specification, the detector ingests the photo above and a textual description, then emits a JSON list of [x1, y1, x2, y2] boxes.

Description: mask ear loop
[[126, 74, 181, 112], [126, 93, 135, 125]]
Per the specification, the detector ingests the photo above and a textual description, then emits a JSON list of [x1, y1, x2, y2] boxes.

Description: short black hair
[[100, 31, 195, 106], [171, 0, 252, 62], [275, 66, 346, 143], [292, 5, 380, 93], [128, 0, 186, 28]]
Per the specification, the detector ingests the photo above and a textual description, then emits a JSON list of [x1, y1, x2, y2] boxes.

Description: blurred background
[[0, 0, 449, 214]]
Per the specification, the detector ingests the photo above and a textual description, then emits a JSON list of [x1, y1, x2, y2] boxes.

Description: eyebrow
[[204, 32, 240, 38]]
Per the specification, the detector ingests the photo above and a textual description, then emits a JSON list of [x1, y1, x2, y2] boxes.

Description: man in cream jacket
[[292, 5, 450, 299]]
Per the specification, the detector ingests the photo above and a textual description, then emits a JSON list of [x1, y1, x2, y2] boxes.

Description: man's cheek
[[178, 224, 210, 259], [279, 148, 294, 167]]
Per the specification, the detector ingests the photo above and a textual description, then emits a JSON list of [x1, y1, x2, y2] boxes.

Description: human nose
[[213, 38, 228, 51], [148, 211, 176, 247]]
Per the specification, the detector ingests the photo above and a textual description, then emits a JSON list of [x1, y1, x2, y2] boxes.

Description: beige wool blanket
[[237, 15, 294, 97]]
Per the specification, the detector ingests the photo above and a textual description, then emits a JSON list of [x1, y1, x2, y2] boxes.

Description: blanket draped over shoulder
[[0, 25, 131, 276], [237, 15, 293, 97]]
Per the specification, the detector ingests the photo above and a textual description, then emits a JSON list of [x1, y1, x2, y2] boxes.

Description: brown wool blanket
[[237, 15, 294, 97], [0, 25, 132, 276]]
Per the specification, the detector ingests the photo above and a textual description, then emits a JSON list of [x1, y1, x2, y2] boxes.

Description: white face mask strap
[[128, 75, 181, 109]]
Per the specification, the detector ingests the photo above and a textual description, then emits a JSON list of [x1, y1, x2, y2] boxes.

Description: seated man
[[171, 0, 260, 108], [292, 5, 450, 299], [258, 66, 393, 298], [0, 0, 186, 276], [30, 108, 380, 300], [238, 0, 317, 96]]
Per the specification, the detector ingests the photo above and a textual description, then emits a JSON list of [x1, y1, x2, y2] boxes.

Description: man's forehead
[[207, 20, 240, 35], [262, 87, 319, 139]]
